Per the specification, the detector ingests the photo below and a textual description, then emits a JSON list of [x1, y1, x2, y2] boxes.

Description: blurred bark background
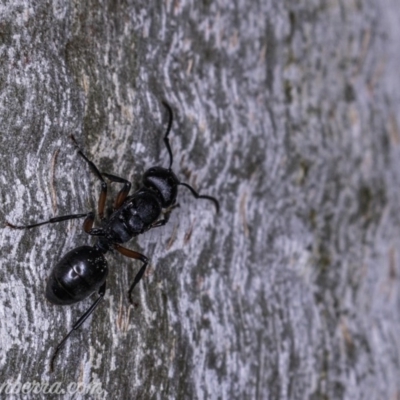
[[0, 0, 400, 399]]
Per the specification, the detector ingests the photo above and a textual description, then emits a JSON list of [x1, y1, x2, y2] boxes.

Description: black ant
[[6, 102, 219, 372]]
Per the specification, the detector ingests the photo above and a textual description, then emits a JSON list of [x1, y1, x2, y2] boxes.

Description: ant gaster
[[6, 102, 219, 371]]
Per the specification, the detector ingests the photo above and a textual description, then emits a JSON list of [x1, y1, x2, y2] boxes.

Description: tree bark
[[0, 0, 399, 399]]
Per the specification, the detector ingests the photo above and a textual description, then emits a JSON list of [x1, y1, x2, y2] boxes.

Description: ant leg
[[151, 203, 180, 229], [101, 173, 131, 209], [49, 281, 107, 373], [114, 244, 149, 303], [71, 135, 107, 220], [6, 213, 89, 229], [82, 211, 104, 236], [83, 212, 95, 232], [161, 101, 174, 170], [178, 182, 220, 213]]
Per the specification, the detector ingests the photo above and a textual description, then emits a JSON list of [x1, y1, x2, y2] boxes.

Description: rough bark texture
[[0, 0, 400, 399]]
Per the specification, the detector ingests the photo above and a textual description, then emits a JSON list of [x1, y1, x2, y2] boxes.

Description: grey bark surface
[[0, 0, 400, 399]]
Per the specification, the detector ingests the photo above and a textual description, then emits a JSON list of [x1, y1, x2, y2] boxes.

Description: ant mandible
[[6, 101, 219, 371]]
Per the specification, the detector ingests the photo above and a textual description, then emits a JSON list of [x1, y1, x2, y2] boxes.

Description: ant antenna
[[160, 102, 219, 213], [161, 101, 174, 170], [178, 182, 220, 213]]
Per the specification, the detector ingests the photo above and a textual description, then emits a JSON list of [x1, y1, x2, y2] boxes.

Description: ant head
[[143, 166, 179, 208]]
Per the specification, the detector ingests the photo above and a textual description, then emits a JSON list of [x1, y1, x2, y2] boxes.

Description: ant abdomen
[[46, 246, 108, 305]]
